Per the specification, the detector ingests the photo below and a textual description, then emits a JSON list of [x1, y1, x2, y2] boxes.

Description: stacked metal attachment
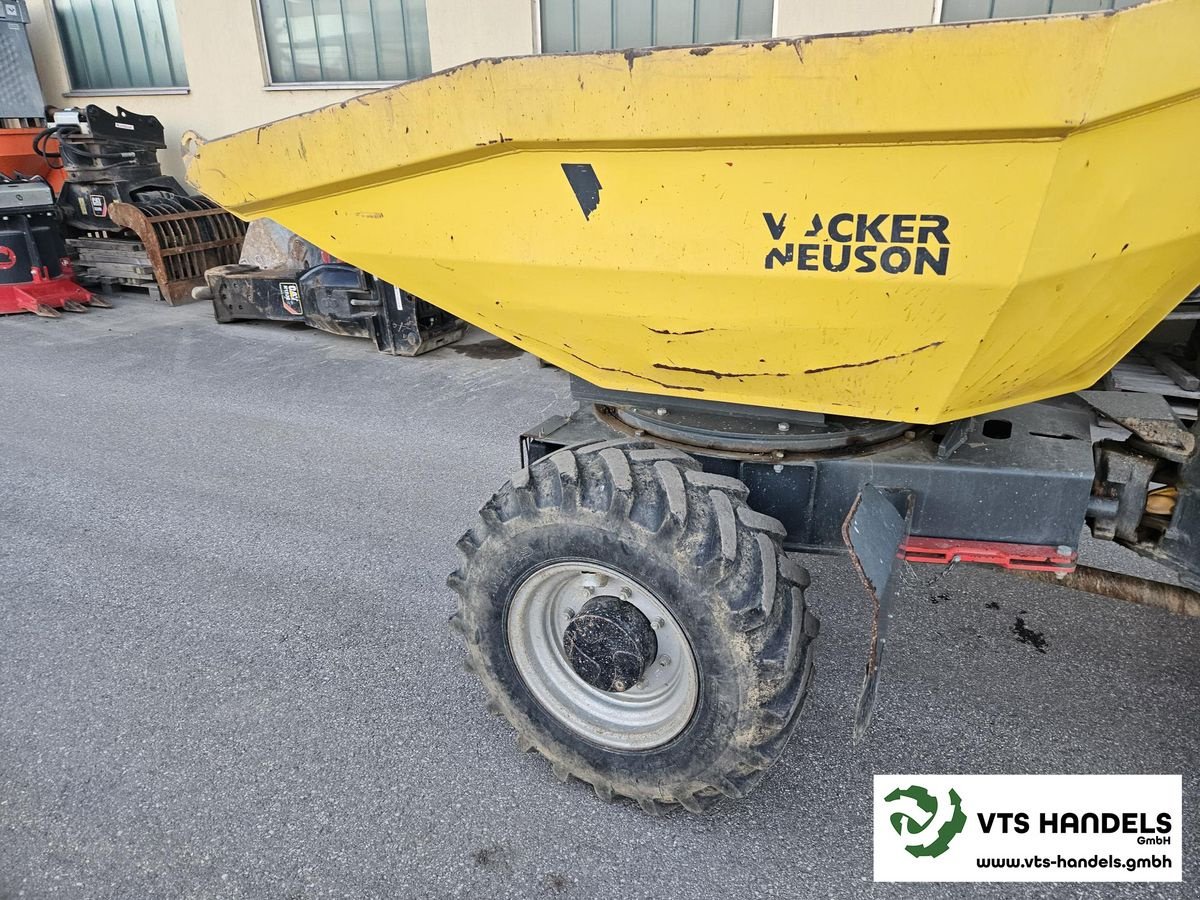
[[42, 105, 245, 303]]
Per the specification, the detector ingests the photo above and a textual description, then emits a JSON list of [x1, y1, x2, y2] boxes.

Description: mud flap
[[842, 484, 914, 741]]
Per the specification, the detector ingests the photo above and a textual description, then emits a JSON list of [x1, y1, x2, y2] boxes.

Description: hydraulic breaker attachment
[[197, 220, 465, 355], [199, 261, 464, 356]]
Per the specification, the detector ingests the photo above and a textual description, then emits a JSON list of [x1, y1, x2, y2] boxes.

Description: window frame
[[938, 0, 1132, 23], [50, 0, 191, 96], [533, 0, 779, 55], [252, 0, 430, 90]]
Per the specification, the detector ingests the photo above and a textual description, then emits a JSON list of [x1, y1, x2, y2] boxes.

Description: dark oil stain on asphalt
[[1012, 616, 1048, 653], [453, 339, 524, 360], [985, 600, 1000, 610], [472, 844, 508, 869]]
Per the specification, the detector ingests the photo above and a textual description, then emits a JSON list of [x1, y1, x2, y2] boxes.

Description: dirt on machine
[[185, 0, 1200, 813]]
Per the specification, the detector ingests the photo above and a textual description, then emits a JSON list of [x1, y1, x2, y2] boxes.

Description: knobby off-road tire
[[447, 440, 818, 813]]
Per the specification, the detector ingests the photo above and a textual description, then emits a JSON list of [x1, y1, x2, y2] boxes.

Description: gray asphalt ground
[[1, 297, 1195, 900]]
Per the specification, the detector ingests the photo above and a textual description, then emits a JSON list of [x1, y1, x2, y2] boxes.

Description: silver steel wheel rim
[[507, 561, 699, 751]]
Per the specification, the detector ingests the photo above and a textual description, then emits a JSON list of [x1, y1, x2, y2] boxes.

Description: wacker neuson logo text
[[873, 775, 1182, 883], [762, 211, 951, 275]]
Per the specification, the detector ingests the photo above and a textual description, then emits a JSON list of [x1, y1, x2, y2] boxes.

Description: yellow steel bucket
[[185, 0, 1200, 424]]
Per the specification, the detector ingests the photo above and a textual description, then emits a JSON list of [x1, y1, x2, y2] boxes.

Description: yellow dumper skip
[[185, 0, 1200, 425]]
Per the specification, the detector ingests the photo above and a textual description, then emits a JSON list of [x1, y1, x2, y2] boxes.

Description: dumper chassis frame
[[443, 368, 1200, 812], [522, 379, 1200, 590]]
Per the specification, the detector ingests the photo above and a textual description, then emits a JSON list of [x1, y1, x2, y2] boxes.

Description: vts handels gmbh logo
[[884, 784, 968, 858]]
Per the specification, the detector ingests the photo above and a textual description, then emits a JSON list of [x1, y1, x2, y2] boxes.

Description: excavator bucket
[[185, 0, 1200, 424]]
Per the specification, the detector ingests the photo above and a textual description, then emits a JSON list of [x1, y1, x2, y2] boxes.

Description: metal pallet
[[67, 236, 162, 301]]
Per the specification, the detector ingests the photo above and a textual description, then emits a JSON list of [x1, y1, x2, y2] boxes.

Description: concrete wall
[[427, 0, 536, 70], [24, 1, 936, 182]]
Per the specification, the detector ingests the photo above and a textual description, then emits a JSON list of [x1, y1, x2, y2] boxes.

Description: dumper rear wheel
[[447, 441, 817, 812]]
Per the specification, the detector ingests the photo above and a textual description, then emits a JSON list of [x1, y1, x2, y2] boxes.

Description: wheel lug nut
[[653, 618, 665, 629], [619, 587, 632, 600], [658, 655, 671, 667], [566, 608, 576, 618]]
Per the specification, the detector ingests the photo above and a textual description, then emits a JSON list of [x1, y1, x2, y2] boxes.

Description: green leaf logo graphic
[[884, 785, 966, 858]]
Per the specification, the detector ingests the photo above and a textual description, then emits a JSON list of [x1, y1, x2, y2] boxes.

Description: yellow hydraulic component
[[1146, 486, 1178, 517], [185, 0, 1200, 425]]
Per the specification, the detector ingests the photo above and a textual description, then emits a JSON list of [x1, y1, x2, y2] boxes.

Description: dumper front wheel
[[447, 441, 817, 812]]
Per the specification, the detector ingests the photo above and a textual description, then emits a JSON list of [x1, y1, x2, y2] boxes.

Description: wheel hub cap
[[506, 562, 700, 750], [562, 596, 658, 693]]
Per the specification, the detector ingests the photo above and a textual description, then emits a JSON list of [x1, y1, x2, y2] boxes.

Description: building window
[[53, 0, 188, 90], [941, 0, 1142, 23], [540, 0, 774, 53], [258, 0, 431, 85]]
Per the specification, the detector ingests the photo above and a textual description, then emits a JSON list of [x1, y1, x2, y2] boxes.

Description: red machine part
[[0, 259, 106, 317], [901, 536, 1077, 573], [0, 129, 67, 193]]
